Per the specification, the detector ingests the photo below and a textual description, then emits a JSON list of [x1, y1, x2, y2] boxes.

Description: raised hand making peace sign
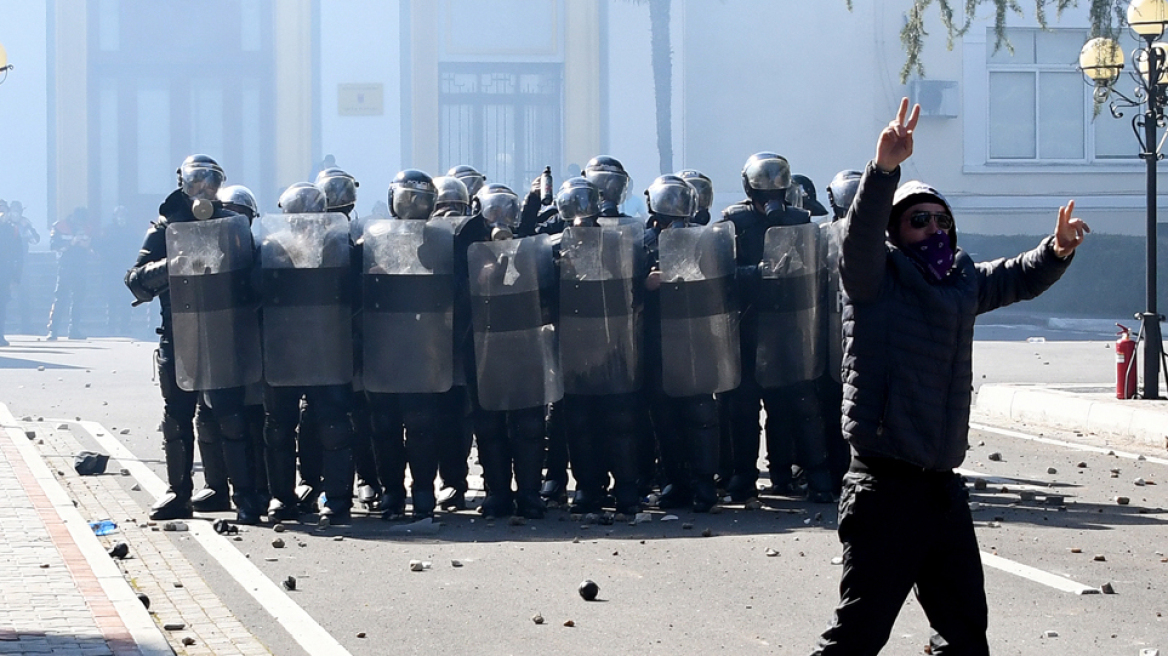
[[875, 97, 920, 173]]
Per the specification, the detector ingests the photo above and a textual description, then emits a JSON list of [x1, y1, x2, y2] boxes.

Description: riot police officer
[[428, 175, 476, 510], [458, 183, 558, 519], [676, 170, 714, 226], [554, 177, 647, 516], [820, 170, 863, 494], [583, 156, 631, 220], [722, 152, 832, 503], [125, 154, 251, 521], [447, 165, 486, 199], [259, 183, 355, 524], [643, 175, 730, 513], [362, 169, 461, 520]]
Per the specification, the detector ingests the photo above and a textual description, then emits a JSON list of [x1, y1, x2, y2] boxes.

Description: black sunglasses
[[907, 210, 953, 231]]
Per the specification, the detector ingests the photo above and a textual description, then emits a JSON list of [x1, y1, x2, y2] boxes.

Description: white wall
[[0, 1, 49, 245], [604, 0, 659, 197], [319, 0, 402, 216]]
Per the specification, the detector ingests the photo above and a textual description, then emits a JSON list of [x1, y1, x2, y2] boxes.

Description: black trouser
[[728, 378, 829, 491], [366, 391, 457, 516], [542, 400, 568, 489], [263, 384, 352, 513], [563, 393, 643, 513], [812, 458, 989, 656], [818, 376, 849, 495], [437, 386, 473, 495], [473, 405, 546, 512], [763, 379, 830, 493], [650, 391, 719, 500], [156, 341, 198, 500], [199, 387, 264, 514]]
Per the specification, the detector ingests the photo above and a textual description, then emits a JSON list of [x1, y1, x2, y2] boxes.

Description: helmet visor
[[391, 187, 436, 221], [584, 170, 629, 205], [181, 167, 225, 200], [743, 158, 791, 192], [479, 192, 519, 229]]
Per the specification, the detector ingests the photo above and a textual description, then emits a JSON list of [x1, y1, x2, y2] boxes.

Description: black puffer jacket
[[840, 162, 1072, 471]]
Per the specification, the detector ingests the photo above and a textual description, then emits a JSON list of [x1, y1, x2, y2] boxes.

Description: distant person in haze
[[809, 98, 1089, 656], [4, 200, 40, 334], [47, 207, 93, 340], [100, 205, 139, 336], [0, 205, 22, 346]]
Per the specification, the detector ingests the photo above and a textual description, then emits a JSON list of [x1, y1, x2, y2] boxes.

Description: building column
[[54, 0, 87, 218], [564, 1, 601, 168], [274, 0, 315, 188]]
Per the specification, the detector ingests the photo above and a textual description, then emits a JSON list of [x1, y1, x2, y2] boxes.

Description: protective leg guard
[[650, 393, 690, 509], [368, 400, 407, 519], [686, 395, 721, 513], [437, 387, 472, 507], [263, 420, 300, 521], [474, 409, 514, 519], [606, 398, 643, 516], [403, 396, 441, 519], [192, 406, 231, 512], [318, 421, 354, 523], [151, 416, 195, 520], [541, 400, 569, 504], [511, 407, 546, 519], [565, 397, 603, 514]]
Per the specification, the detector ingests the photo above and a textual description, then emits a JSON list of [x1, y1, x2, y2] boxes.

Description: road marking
[[979, 551, 1099, 595], [72, 420, 353, 656], [970, 422, 1168, 466]]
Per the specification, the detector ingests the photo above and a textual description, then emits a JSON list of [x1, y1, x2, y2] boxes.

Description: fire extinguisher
[[1116, 324, 1138, 399]]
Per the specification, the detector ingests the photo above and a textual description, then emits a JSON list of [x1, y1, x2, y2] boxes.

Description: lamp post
[[1079, 0, 1168, 400]]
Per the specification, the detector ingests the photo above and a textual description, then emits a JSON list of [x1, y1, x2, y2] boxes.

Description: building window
[[439, 63, 562, 193], [987, 28, 1136, 162]]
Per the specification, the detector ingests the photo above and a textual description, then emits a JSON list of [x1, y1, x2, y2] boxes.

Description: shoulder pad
[[721, 202, 756, 223]]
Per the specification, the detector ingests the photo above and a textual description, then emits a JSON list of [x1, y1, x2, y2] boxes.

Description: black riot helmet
[[826, 169, 863, 221], [677, 169, 713, 224], [447, 164, 486, 198], [790, 174, 828, 217], [176, 154, 226, 201], [278, 182, 327, 214], [473, 183, 520, 239], [217, 185, 259, 221], [432, 176, 470, 217], [583, 156, 630, 216], [314, 167, 359, 215], [388, 169, 437, 221], [741, 152, 795, 221], [554, 177, 601, 226], [646, 174, 697, 227]]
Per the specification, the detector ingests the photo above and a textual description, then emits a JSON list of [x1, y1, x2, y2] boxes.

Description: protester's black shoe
[[149, 493, 192, 521], [191, 487, 232, 513]]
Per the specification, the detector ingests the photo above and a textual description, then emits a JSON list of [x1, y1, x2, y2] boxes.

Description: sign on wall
[[338, 83, 384, 116]]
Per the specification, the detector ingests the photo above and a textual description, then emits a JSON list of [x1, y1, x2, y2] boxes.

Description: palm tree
[[623, 0, 674, 174]]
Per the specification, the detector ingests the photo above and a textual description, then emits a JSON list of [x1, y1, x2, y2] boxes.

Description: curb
[[976, 383, 1168, 451], [0, 405, 175, 656]]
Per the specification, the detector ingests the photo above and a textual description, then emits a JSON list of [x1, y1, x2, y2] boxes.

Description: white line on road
[[970, 422, 1168, 466], [73, 420, 353, 656], [979, 551, 1099, 595]]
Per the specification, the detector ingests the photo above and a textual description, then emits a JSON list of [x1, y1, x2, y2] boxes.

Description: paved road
[[0, 336, 1164, 655]]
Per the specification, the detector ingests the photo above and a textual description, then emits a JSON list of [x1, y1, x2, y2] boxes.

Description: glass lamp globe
[[1080, 37, 1125, 82], [1128, 0, 1168, 37]]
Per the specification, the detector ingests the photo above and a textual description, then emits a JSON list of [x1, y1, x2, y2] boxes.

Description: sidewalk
[[0, 407, 172, 656], [975, 382, 1168, 452]]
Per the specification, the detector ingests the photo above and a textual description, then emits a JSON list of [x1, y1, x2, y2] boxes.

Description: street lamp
[[1079, 0, 1168, 400]]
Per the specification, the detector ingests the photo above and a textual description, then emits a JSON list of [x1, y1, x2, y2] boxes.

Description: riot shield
[[166, 215, 262, 391], [468, 234, 563, 410], [821, 220, 845, 384], [361, 218, 454, 393], [658, 222, 740, 397], [558, 224, 644, 395], [755, 224, 825, 388], [257, 212, 353, 387]]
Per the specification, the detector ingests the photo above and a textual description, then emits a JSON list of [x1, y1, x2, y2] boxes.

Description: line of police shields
[[165, 214, 825, 406]]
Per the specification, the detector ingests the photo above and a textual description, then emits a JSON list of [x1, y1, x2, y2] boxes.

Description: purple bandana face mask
[[904, 231, 954, 281]]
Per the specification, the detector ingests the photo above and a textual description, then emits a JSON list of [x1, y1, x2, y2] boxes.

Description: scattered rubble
[[107, 543, 129, 560], [282, 576, 296, 591], [272, 538, 285, 549], [987, 452, 1003, 462], [532, 613, 544, 625]]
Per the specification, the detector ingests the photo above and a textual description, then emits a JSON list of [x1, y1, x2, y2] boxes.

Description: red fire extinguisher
[[1116, 324, 1138, 399]]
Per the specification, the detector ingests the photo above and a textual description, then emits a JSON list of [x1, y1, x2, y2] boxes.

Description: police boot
[[264, 422, 301, 522], [318, 422, 354, 525], [565, 404, 604, 514], [192, 410, 231, 513], [352, 401, 382, 510], [219, 413, 264, 525], [246, 405, 270, 509], [150, 416, 194, 521], [475, 414, 514, 519]]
